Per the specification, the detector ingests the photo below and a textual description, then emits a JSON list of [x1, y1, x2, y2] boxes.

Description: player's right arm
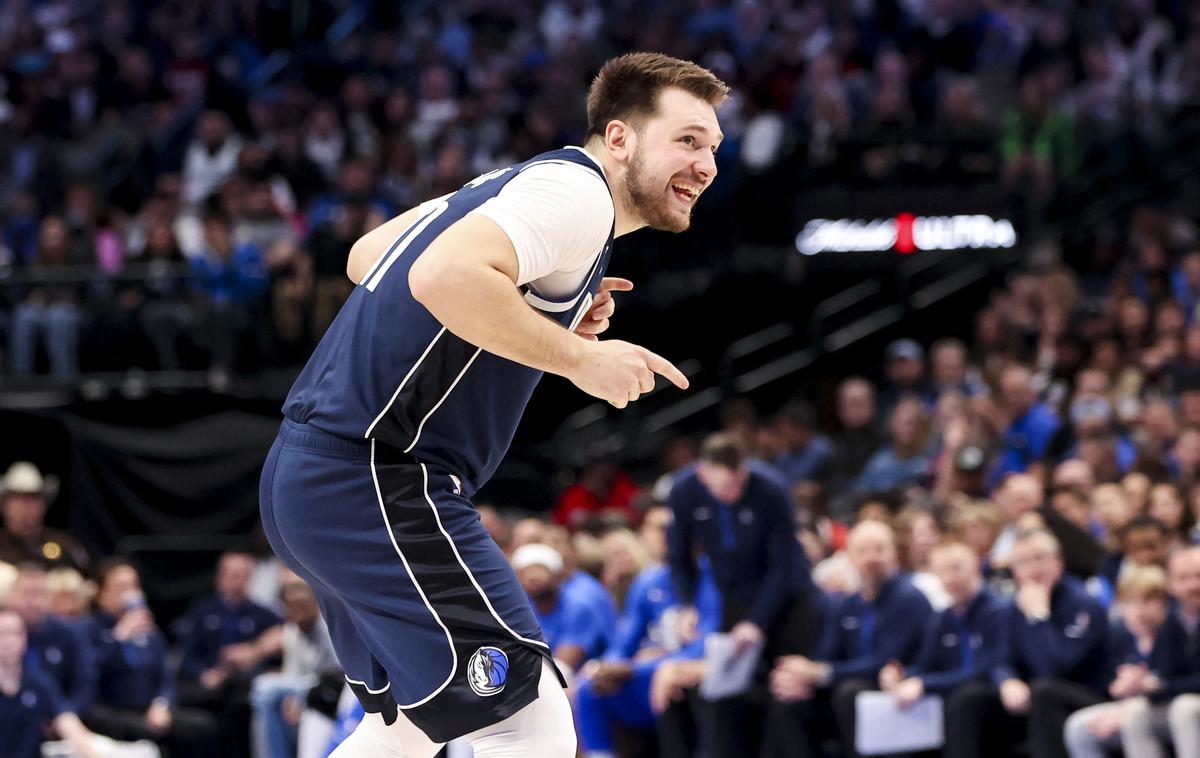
[[407, 214, 687, 407]]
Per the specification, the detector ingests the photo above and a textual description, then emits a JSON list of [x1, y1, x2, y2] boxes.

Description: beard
[[623, 147, 691, 233]]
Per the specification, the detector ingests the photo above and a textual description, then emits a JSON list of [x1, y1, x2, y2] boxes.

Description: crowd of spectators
[[10, 0, 1200, 756], [5, 0, 1200, 380]]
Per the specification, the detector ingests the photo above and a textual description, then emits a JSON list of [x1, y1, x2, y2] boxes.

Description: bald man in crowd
[[767, 521, 932, 758]]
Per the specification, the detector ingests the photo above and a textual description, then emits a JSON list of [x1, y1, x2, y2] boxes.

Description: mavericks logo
[[467, 646, 509, 697]]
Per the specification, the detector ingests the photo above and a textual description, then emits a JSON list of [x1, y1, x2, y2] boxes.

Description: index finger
[[599, 277, 634, 293], [642, 349, 689, 390]]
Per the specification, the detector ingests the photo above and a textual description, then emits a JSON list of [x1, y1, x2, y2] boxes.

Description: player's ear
[[605, 119, 632, 161]]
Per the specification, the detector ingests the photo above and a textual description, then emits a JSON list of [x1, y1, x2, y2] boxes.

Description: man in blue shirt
[[1117, 546, 1200, 756], [0, 606, 106, 758], [575, 558, 721, 758], [769, 520, 933, 758], [83, 559, 217, 758], [878, 541, 1009, 731], [175, 551, 281, 758], [668, 432, 814, 757], [989, 364, 1062, 488], [772, 401, 831, 487], [544, 524, 619, 654], [950, 529, 1108, 758], [8, 563, 94, 714], [512, 544, 608, 673]]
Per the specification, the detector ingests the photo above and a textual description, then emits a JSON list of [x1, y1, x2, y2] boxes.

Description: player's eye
[[681, 135, 696, 147]]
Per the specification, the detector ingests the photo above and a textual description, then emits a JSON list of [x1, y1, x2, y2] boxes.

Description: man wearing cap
[[0, 462, 89, 572], [512, 544, 608, 674], [879, 339, 934, 418]]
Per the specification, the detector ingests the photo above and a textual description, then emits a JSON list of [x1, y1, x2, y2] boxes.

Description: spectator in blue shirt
[[512, 543, 607, 673], [188, 212, 269, 378], [879, 540, 1009, 708], [544, 524, 619, 654], [83, 559, 217, 758], [989, 364, 1062, 488], [852, 397, 934, 494], [0, 606, 106, 758], [1064, 565, 1171, 758], [1114, 546, 1200, 757], [951, 529, 1108, 758], [575, 558, 721, 758], [771, 401, 831, 487], [7, 563, 94, 713], [769, 520, 933, 758], [175, 551, 281, 758]]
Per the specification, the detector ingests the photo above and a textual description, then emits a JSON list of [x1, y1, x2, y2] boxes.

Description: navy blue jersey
[[283, 148, 614, 494]]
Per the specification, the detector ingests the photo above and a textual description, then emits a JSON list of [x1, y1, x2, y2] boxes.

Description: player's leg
[[463, 659, 576, 758]]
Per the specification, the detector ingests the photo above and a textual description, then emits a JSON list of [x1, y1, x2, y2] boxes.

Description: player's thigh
[[464, 660, 576, 758]]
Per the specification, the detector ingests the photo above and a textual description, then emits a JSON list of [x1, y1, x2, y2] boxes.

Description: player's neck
[[582, 142, 647, 238]]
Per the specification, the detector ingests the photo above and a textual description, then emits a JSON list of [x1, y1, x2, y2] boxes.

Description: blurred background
[[4, 0, 1200, 757]]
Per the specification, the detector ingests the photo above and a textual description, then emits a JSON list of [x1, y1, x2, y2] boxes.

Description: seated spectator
[[47, 567, 95, 619], [1116, 546, 1200, 757], [1091, 483, 1137, 550], [1064, 565, 1171, 757], [187, 212, 268, 382], [10, 216, 82, 379], [878, 338, 934, 416], [826, 377, 884, 505], [175, 551, 281, 758], [576, 558, 720, 758], [771, 401, 831, 488], [955, 529, 1108, 758], [250, 569, 338, 758], [893, 506, 951, 610], [0, 462, 89, 572], [1096, 516, 1171, 605], [879, 541, 1009, 718], [1148, 481, 1193, 550], [0, 606, 108, 758], [84, 559, 217, 758], [8, 563, 94, 713], [768, 521, 933, 757], [552, 459, 642, 531], [542, 525, 618, 653], [598, 528, 648, 611], [989, 364, 1062, 488], [930, 338, 988, 401], [512, 544, 607, 674], [852, 398, 934, 495], [989, 473, 1046, 570]]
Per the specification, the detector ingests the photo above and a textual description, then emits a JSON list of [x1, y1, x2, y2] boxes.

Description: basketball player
[[258, 52, 728, 756]]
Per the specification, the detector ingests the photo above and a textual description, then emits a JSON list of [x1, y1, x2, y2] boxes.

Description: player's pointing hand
[[574, 278, 634, 340], [568, 339, 689, 408]]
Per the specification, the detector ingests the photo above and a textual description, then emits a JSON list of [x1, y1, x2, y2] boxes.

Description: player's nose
[[693, 151, 717, 185]]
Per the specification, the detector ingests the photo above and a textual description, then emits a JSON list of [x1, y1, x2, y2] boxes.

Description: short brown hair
[[586, 52, 729, 140], [699, 432, 747, 471]]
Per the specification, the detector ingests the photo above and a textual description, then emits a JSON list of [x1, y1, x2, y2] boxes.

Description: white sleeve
[[469, 161, 613, 291]]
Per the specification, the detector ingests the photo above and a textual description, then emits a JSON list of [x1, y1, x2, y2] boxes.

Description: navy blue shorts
[[258, 419, 559, 742]]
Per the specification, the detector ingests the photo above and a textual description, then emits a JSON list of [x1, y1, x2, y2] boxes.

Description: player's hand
[[574, 278, 633, 341], [567, 339, 688, 408]]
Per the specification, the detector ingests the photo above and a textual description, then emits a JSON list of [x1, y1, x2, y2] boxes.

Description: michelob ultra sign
[[796, 213, 1017, 256]]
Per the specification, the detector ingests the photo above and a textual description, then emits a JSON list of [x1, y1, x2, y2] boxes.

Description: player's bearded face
[[624, 143, 692, 233]]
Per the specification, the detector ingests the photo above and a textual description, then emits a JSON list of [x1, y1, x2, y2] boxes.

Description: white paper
[[854, 691, 944, 756], [698, 632, 763, 700]]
